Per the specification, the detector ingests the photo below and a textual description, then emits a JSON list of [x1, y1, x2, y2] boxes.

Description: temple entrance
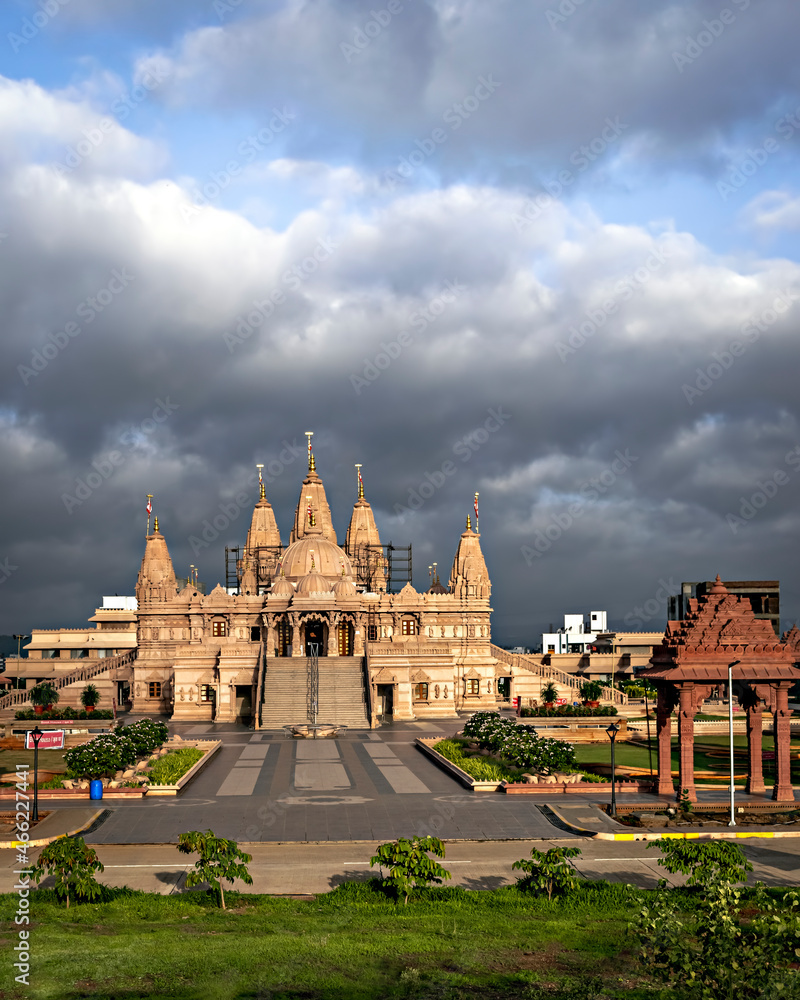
[[337, 621, 354, 656], [234, 685, 252, 721], [497, 676, 511, 704], [275, 620, 290, 657], [376, 683, 394, 720], [304, 620, 327, 656]]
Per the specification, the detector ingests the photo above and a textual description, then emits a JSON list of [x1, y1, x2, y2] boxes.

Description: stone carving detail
[[443, 685, 448, 699], [179, 687, 185, 702], [434, 684, 440, 699]]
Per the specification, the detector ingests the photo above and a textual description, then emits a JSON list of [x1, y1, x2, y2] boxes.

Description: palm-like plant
[[80, 684, 100, 710], [540, 682, 559, 705], [29, 682, 59, 711]]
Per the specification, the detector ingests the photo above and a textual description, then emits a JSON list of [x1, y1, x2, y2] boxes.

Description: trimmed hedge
[[64, 719, 169, 779], [520, 705, 617, 718], [462, 713, 576, 773], [15, 708, 114, 721]]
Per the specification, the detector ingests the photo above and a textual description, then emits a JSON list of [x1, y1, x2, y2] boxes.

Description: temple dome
[[277, 533, 352, 583], [269, 576, 295, 598], [332, 577, 357, 598], [295, 571, 332, 596]]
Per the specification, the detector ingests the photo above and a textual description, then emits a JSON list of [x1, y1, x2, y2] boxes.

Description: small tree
[[25, 836, 104, 908], [580, 680, 603, 702], [177, 830, 253, 909], [512, 846, 582, 900], [540, 682, 559, 704], [647, 839, 753, 888], [80, 684, 100, 710], [370, 835, 451, 905]]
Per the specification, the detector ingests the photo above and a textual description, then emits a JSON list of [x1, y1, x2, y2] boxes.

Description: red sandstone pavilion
[[642, 576, 800, 802]]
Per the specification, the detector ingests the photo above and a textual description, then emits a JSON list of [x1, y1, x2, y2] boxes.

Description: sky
[[1, 0, 800, 648]]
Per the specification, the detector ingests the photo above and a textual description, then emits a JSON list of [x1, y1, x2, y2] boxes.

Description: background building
[[668, 580, 780, 636]]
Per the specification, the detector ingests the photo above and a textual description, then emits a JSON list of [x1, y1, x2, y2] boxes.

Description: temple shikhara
[[642, 576, 800, 802], [81, 438, 500, 727]]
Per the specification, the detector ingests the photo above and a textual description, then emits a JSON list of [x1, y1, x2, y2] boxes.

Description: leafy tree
[[25, 836, 104, 908], [648, 839, 753, 887], [512, 846, 582, 900], [636, 877, 800, 999], [370, 835, 451, 905], [177, 829, 253, 909]]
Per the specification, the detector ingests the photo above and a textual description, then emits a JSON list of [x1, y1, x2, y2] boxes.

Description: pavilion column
[[656, 689, 674, 797], [289, 615, 301, 657], [745, 696, 765, 794], [327, 615, 339, 657], [773, 683, 794, 803], [677, 684, 697, 803]]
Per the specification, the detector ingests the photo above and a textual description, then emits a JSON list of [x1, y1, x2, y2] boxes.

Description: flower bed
[[63, 719, 169, 780], [520, 705, 617, 718], [462, 712, 577, 773], [15, 708, 114, 721], [432, 739, 520, 782]]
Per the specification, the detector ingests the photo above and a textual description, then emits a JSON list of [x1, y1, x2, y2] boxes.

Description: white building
[[541, 611, 607, 655]]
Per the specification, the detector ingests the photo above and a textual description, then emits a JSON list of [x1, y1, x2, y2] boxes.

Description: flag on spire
[[474, 492, 479, 531]]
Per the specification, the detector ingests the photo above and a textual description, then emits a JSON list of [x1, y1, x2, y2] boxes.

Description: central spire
[[290, 431, 337, 543]]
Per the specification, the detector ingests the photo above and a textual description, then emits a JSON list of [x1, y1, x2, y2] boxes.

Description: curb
[[545, 804, 800, 841], [1, 809, 106, 850]]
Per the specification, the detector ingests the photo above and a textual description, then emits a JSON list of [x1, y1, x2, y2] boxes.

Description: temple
[[128, 443, 499, 726]]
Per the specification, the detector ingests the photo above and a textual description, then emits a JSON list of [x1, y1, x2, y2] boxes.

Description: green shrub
[[25, 836, 104, 908], [648, 839, 753, 887], [432, 739, 518, 781], [512, 846, 583, 900], [177, 829, 253, 909], [148, 747, 204, 785], [64, 719, 170, 779], [370, 835, 451, 906], [461, 713, 576, 773]]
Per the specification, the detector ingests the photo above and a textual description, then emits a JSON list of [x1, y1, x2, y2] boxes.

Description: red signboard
[[555, 698, 568, 706], [25, 730, 65, 750]]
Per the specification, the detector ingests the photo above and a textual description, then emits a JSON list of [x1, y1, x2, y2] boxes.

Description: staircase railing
[[254, 638, 266, 730], [489, 644, 628, 706], [363, 646, 375, 728], [307, 646, 319, 724], [0, 650, 137, 712]]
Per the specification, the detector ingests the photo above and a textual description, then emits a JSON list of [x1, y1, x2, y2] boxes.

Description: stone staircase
[[0, 650, 136, 715], [318, 657, 369, 728], [259, 656, 369, 729]]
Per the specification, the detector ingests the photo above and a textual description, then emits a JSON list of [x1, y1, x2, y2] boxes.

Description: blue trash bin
[[89, 779, 103, 800]]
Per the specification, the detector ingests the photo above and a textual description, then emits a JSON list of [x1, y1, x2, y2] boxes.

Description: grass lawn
[[0, 750, 69, 778], [573, 736, 800, 786], [0, 882, 651, 1000]]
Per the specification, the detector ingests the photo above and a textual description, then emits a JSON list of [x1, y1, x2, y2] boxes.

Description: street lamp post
[[728, 659, 741, 828], [30, 726, 43, 822], [606, 722, 620, 817]]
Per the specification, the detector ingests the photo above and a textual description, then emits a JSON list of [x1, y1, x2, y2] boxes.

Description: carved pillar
[[677, 684, 697, 803], [289, 614, 300, 657], [745, 691, 765, 794], [656, 687, 674, 797], [328, 613, 339, 657], [773, 683, 794, 803]]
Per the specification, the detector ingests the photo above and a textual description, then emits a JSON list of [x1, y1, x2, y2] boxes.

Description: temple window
[[466, 679, 479, 696], [413, 682, 429, 701], [70, 649, 89, 659], [367, 624, 378, 642], [212, 620, 227, 637], [148, 682, 162, 699], [250, 626, 261, 642], [200, 685, 214, 702], [401, 619, 416, 636]]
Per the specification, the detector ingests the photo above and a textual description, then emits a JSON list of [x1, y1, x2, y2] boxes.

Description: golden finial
[[466, 514, 472, 531], [355, 463, 364, 500], [305, 431, 315, 472], [310, 549, 316, 571], [259, 481, 266, 500], [154, 516, 159, 533]]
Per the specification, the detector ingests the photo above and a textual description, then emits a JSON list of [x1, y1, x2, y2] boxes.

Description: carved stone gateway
[[641, 576, 799, 802]]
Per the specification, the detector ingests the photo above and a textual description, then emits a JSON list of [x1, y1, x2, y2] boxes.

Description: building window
[[200, 685, 214, 702], [250, 626, 261, 642], [547, 645, 555, 653], [367, 624, 378, 642], [212, 620, 226, 637], [401, 619, 416, 636], [70, 649, 89, 659], [466, 678, 479, 696], [42, 650, 60, 659], [148, 682, 162, 699], [413, 682, 429, 701]]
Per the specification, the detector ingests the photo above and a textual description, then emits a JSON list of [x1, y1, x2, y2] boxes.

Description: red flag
[[146, 497, 152, 517], [473, 494, 479, 524]]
